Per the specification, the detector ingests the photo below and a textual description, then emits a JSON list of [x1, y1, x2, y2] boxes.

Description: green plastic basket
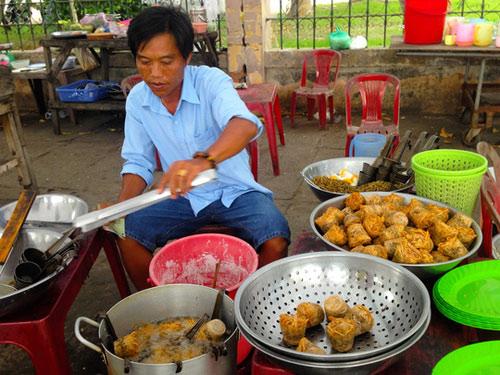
[[411, 149, 487, 216]]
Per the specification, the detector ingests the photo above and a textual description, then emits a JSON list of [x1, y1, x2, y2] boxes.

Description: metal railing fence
[[2, 0, 500, 51], [267, 0, 500, 49]]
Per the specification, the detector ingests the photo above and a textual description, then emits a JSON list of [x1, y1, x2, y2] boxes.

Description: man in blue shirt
[[117, 6, 290, 289]]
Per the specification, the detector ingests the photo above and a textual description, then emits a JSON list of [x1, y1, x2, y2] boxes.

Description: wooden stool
[[0, 67, 37, 190]]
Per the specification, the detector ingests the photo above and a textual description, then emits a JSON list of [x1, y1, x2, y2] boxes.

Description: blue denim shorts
[[125, 191, 290, 252]]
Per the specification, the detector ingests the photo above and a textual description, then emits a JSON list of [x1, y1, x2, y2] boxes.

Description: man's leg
[[117, 237, 152, 290], [212, 192, 291, 267], [120, 197, 209, 290], [258, 237, 289, 267]]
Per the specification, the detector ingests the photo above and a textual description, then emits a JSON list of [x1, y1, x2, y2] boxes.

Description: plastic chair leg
[[318, 94, 327, 129], [290, 92, 297, 128], [248, 140, 259, 181], [480, 192, 493, 258], [0, 320, 72, 375], [101, 230, 132, 298], [307, 98, 315, 120], [344, 134, 354, 157], [273, 94, 285, 146], [263, 103, 280, 176], [328, 95, 335, 123]]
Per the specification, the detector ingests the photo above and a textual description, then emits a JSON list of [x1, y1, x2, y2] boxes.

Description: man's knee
[[258, 237, 288, 267]]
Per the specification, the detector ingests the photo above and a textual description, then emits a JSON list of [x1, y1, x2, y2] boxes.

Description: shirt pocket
[[194, 125, 218, 150]]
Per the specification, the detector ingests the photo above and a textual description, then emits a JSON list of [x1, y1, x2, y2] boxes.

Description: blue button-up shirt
[[121, 65, 272, 215]]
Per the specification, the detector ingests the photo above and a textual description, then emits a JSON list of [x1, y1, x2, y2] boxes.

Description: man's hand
[[158, 158, 212, 198]]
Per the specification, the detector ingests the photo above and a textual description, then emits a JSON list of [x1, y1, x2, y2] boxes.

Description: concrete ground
[[0, 107, 489, 374]]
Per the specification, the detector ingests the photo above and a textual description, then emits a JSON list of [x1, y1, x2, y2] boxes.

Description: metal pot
[[75, 284, 238, 374], [301, 158, 413, 202]]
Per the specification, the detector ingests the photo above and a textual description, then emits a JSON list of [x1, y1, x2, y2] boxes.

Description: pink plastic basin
[[149, 233, 258, 299]]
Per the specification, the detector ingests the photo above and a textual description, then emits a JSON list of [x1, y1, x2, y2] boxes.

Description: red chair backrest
[[121, 74, 143, 98], [300, 50, 342, 89], [345, 73, 400, 128]]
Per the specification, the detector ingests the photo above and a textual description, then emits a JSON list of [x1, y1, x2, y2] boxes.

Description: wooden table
[[40, 32, 219, 135], [390, 36, 500, 146]]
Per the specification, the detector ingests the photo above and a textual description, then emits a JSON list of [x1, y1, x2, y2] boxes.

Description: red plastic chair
[[120, 74, 259, 181], [289, 49, 342, 129], [344, 73, 401, 156], [120, 74, 143, 97], [477, 142, 500, 258]]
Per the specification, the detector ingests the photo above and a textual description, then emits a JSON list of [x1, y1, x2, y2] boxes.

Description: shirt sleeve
[[120, 93, 156, 186], [207, 69, 263, 141]]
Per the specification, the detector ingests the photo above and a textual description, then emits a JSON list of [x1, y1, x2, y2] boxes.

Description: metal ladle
[[14, 232, 80, 289]]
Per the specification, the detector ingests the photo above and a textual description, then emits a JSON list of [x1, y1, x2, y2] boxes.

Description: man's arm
[[118, 173, 148, 202], [158, 116, 257, 196]]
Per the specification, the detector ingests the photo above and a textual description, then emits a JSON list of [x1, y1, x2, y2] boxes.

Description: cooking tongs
[[73, 169, 217, 233], [375, 130, 412, 181], [357, 134, 395, 186]]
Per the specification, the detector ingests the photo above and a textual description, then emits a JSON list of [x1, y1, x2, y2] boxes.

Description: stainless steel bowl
[[310, 192, 482, 280], [0, 228, 73, 318], [0, 194, 88, 231], [240, 313, 430, 375], [301, 158, 412, 202], [235, 252, 431, 363]]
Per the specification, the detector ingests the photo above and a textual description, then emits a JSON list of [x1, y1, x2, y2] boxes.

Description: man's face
[[136, 32, 191, 99]]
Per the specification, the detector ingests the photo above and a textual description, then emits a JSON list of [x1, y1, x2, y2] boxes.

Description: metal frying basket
[[234, 252, 430, 362]]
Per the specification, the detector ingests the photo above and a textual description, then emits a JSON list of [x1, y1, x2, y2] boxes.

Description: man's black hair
[[127, 6, 194, 60]]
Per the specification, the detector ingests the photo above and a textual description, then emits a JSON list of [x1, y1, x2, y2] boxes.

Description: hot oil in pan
[[114, 316, 220, 364]]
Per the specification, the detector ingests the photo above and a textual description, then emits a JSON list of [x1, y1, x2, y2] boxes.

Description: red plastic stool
[[0, 229, 131, 374], [238, 83, 285, 176], [251, 350, 294, 374]]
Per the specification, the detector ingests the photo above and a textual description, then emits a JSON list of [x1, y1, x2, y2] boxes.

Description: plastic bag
[[329, 28, 351, 50]]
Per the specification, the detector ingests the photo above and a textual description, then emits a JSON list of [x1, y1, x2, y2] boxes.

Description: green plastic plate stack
[[433, 341, 500, 374], [432, 260, 500, 330]]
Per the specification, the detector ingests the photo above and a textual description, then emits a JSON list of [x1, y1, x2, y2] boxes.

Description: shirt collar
[[141, 66, 200, 111]]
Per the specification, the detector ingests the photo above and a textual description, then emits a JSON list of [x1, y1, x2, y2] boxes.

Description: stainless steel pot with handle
[[75, 284, 238, 374]]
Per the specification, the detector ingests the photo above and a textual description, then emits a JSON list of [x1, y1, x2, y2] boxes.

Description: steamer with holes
[[235, 252, 430, 364]]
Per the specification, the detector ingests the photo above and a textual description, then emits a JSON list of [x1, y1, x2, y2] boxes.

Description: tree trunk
[[68, 0, 78, 23], [287, 0, 312, 18]]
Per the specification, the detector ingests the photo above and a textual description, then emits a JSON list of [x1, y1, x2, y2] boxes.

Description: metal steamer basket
[[242, 314, 430, 375], [235, 252, 431, 364], [310, 192, 482, 279]]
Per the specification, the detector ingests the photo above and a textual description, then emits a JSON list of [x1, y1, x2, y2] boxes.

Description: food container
[[456, 23, 474, 47], [301, 157, 413, 202], [56, 79, 115, 103], [75, 284, 238, 375], [0, 193, 88, 232], [349, 133, 387, 157], [235, 252, 430, 373], [149, 233, 258, 300], [0, 228, 73, 318], [309, 192, 482, 279], [473, 22, 494, 47]]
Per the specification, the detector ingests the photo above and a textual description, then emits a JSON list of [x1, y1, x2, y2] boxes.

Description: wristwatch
[[192, 151, 217, 169]]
